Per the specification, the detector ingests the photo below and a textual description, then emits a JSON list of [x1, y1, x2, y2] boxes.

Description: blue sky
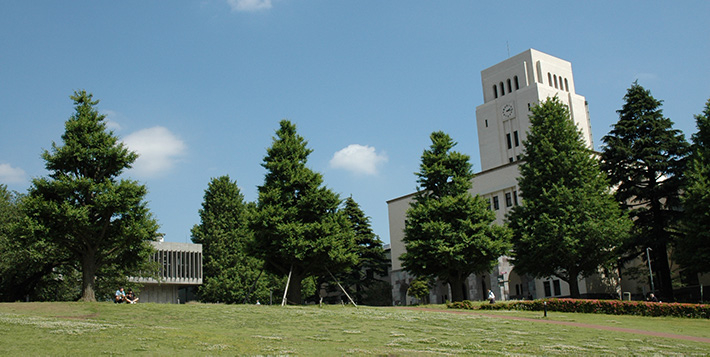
[[1, 1, 708, 244]]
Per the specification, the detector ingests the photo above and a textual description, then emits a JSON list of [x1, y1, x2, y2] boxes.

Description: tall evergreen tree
[[401, 131, 510, 302], [24, 91, 159, 301], [251, 120, 357, 304], [676, 99, 710, 274], [601, 82, 689, 299], [340, 196, 389, 304], [192, 176, 270, 303], [509, 97, 631, 298]]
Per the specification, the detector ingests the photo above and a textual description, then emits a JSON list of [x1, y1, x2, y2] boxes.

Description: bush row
[[447, 298, 710, 318]]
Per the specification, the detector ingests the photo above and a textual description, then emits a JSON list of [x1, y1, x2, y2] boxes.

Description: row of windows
[[543, 279, 562, 297], [153, 249, 203, 281], [492, 76, 521, 99], [487, 190, 518, 211], [547, 72, 570, 92]]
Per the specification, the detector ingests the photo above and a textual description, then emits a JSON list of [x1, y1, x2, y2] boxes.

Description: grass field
[[1, 302, 708, 355]]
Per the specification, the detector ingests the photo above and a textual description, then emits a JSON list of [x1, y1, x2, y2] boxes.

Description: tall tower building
[[387, 49, 594, 305]]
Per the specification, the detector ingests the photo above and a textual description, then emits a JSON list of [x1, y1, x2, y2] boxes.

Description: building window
[[543, 281, 552, 297], [485, 119, 488, 128], [507, 78, 512, 93], [513, 190, 518, 206], [553, 74, 558, 89], [487, 198, 491, 210], [505, 192, 513, 207], [506, 133, 512, 149], [514, 76, 520, 90], [513, 131, 519, 147], [564, 78, 569, 92], [553, 280, 561, 296], [499, 82, 505, 96], [493, 85, 498, 98], [509, 157, 514, 163], [492, 196, 500, 210], [547, 72, 552, 86]]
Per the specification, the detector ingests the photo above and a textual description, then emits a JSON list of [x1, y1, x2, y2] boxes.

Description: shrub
[[447, 298, 710, 318]]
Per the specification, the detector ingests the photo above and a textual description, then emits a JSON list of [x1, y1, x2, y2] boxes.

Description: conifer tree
[[251, 120, 357, 304], [676, 99, 710, 274], [401, 131, 510, 302], [509, 97, 630, 298], [192, 176, 270, 303], [340, 196, 389, 304], [25, 91, 158, 301], [601, 82, 689, 299]]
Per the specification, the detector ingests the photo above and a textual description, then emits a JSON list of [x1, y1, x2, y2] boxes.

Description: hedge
[[447, 298, 710, 319]]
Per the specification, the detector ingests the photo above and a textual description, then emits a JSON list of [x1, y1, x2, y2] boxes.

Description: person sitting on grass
[[115, 287, 126, 303], [125, 289, 139, 304]]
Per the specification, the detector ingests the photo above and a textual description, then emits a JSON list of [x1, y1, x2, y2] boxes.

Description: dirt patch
[[400, 307, 710, 344]]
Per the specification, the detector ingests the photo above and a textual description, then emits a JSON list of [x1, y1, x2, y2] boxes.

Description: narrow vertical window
[[505, 192, 513, 207], [553, 74, 558, 89], [564, 78, 569, 92], [547, 73, 552, 86], [514, 75, 520, 90], [506, 133, 512, 149], [487, 198, 492, 210], [513, 131, 519, 147], [485, 119, 488, 128], [493, 85, 498, 98], [493, 196, 500, 210], [506, 78, 512, 93], [553, 280, 561, 295], [499, 82, 505, 95], [544, 281, 552, 297], [513, 190, 518, 205]]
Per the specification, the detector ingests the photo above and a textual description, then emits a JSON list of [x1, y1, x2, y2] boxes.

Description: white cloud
[[227, 0, 272, 12], [330, 144, 388, 176], [0, 163, 27, 184], [101, 110, 122, 131], [122, 127, 186, 178]]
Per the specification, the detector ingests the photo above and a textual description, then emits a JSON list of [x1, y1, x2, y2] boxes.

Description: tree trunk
[[286, 273, 304, 305], [654, 243, 674, 300], [567, 271, 581, 298], [79, 248, 97, 302], [449, 275, 466, 302]]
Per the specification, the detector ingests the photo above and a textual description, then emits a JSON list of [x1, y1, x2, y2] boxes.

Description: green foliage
[[449, 298, 710, 319], [339, 196, 389, 305], [509, 97, 631, 298], [191, 176, 278, 303], [23, 90, 159, 301], [601, 82, 689, 299], [251, 120, 357, 304], [402, 131, 511, 302], [676, 99, 710, 274], [407, 277, 431, 303]]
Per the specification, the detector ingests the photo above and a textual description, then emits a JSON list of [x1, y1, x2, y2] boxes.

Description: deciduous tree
[[509, 97, 631, 298], [601, 83, 689, 299], [401, 131, 510, 302]]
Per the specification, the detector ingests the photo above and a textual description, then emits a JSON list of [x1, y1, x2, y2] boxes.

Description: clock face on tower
[[502, 103, 514, 119]]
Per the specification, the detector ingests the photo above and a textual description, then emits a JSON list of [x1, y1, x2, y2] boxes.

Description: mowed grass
[[0, 302, 708, 356]]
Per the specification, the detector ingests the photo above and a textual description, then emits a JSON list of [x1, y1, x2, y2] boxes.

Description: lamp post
[[646, 247, 655, 293]]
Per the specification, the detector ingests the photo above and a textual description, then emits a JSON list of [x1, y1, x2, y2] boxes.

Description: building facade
[[388, 49, 605, 305], [130, 241, 203, 303]]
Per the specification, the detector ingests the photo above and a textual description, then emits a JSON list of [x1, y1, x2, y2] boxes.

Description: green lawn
[[0, 302, 708, 355]]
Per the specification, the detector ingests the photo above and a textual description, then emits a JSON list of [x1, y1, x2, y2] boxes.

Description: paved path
[[400, 307, 710, 344]]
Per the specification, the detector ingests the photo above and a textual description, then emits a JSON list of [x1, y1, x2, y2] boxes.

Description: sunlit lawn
[[0, 302, 708, 355]]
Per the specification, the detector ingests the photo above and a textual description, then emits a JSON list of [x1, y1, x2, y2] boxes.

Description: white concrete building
[[130, 241, 203, 303], [388, 49, 602, 305]]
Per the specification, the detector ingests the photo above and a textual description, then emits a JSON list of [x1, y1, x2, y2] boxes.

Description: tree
[[191, 176, 272, 303], [509, 97, 631, 298], [407, 277, 431, 304], [601, 82, 689, 299], [24, 91, 159, 301], [676, 99, 710, 274], [401, 131, 510, 302], [339, 196, 389, 305], [251, 120, 357, 304]]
